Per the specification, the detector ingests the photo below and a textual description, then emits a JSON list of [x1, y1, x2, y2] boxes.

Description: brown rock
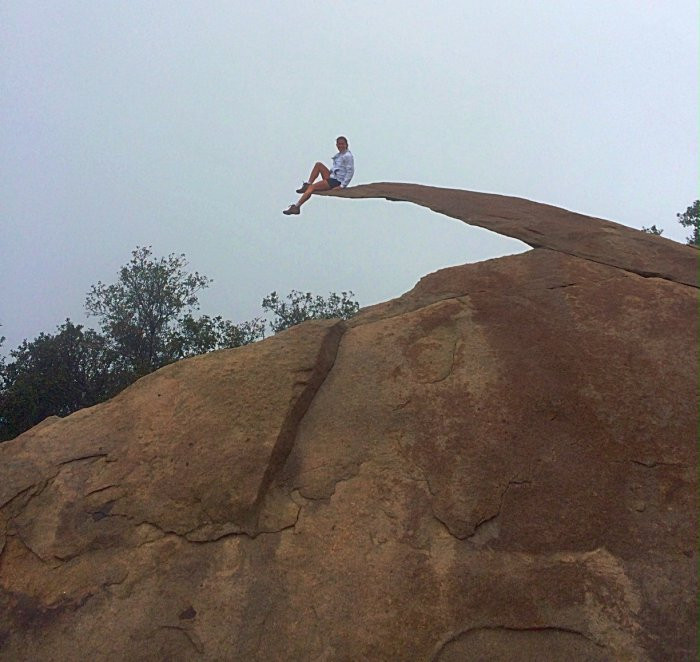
[[326, 182, 698, 287], [1, 186, 696, 661]]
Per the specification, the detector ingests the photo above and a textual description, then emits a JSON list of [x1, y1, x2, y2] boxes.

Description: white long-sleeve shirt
[[330, 150, 354, 188]]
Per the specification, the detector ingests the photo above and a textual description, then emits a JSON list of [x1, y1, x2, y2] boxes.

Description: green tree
[[641, 224, 664, 236], [262, 290, 360, 333], [0, 320, 123, 441], [676, 200, 699, 246], [0, 327, 5, 379], [1, 247, 360, 441], [85, 246, 213, 375], [169, 314, 266, 359]]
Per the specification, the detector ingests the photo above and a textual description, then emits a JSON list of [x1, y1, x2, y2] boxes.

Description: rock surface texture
[[1, 185, 697, 661]]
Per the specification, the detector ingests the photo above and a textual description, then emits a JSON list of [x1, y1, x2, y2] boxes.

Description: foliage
[[85, 246, 212, 375], [0, 320, 124, 441], [2, 246, 360, 442], [262, 290, 360, 333], [676, 200, 699, 246], [641, 225, 664, 236], [169, 314, 266, 358]]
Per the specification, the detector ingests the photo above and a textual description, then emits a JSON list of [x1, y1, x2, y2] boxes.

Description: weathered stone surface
[[0, 187, 696, 661], [325, 182, 699, 287]]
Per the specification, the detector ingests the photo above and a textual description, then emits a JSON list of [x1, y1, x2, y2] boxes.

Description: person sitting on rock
[[283, 136, 354, 215]]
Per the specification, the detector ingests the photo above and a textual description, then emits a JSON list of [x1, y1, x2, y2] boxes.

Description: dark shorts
[[327, 178, 342, 189]]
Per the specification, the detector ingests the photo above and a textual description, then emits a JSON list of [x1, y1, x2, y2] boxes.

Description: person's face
[[336, 139, 348, 152]]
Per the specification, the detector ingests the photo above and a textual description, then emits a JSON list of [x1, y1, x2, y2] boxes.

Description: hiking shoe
[[295, 182, 310, 194], [283, 204, 300, 215]]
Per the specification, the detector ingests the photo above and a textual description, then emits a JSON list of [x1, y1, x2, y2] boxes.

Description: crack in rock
[[58, 453, 108, 466], [430, 624, 607, 662], [0, 483, 45, 513], [157, 625, 204, 655], [422, 335, 459, 385], [250, 320, 347, 528], [422, 477, 529, 542], [84, 484, 121, 498], [2, 455, 109, 522], [630, 459, 685, 469], [461, 479, 532, 541], [7, 532, 63, 568]]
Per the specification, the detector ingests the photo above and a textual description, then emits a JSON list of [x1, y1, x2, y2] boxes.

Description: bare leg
[[307, 161, 330, 184], [296, 179, 331, 207], [285, 161, 332, 214]]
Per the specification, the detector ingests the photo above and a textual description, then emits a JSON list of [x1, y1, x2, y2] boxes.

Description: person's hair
[[336, 136, 349, 145]]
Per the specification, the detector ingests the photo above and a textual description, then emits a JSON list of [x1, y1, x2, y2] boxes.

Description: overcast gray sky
[[2, 1, 698, 353]]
